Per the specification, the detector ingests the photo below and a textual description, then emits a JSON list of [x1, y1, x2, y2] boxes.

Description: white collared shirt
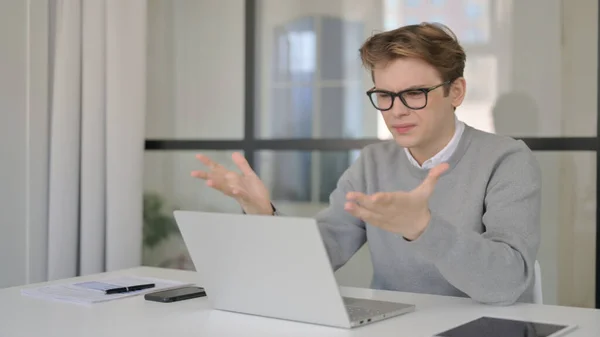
[[404, 118, 465, 170]]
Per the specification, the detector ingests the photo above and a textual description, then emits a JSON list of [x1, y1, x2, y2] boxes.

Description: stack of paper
[[21, 276, 192, 305]]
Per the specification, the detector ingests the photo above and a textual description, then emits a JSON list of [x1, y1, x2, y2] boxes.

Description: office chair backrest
[[533, 260, 543, 304]]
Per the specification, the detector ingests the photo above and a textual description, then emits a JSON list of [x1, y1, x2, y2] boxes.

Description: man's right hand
[[191, 152, 274, 215]]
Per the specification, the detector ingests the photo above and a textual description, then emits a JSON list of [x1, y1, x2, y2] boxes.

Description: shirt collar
[[404, 118, 465, 170]]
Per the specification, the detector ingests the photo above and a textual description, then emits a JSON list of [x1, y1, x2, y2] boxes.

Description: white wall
[[557, 0, 598, 308], [145, 0, 245, 141], [144, 0, 247, 267], [509, 0, 562, 307], [0, 0, 28, 288], [0, 0, 49, 288], [562, 0, 598, 137], [145, 0, 246, 217]]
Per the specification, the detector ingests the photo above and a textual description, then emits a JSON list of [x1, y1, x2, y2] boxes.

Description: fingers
[[191, 170, 209, 179], [429, 162, 450, 177], [344, 201, 382, 222], [346, 191, 393, 211], [414, 162, 449, 197], [232, 152, 255, 176], [207, 170, 251, 200], [192, 153, 253, 201], [195, 154, 222, 170], [346, 191, 368, 202], [192, 153, 227, 182], [346, 192, 375, 210]]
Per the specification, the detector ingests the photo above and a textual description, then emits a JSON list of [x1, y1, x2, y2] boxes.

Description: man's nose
[[390, 97, 411, 117]]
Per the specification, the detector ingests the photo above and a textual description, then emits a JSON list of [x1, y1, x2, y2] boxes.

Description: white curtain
[[47, 0, 147, 280]]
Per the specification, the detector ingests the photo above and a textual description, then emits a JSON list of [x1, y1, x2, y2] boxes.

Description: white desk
[[1, 267, 599, 337]]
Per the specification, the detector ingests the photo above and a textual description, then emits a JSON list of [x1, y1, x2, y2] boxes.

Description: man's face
[[371, 57, 465, 152]]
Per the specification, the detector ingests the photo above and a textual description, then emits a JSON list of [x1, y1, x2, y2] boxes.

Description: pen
[[104, 283, 155, 294]]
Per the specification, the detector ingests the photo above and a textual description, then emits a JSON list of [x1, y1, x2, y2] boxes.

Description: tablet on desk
[[434, 316, 577, 337]]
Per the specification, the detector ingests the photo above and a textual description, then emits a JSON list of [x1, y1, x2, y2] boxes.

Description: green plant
[[143, 192, 180, 249]]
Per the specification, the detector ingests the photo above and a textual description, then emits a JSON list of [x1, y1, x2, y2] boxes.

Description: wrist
[[404, 209, 431, 241], [243, 202, 275, 216], [266, 203, 276, 215]]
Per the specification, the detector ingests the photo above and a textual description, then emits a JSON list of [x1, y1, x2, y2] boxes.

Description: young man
[[191, 23, 541, 305]]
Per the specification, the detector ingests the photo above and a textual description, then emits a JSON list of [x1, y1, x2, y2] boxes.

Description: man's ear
[[450, 77, 466, 108]]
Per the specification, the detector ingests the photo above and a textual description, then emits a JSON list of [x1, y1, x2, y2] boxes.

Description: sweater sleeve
[[314, 161, 368, 271], [275, 150, 368, 271], [408, 142, 542, 305]]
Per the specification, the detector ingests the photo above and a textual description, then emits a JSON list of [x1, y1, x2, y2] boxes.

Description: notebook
[[21, 276, 190, 305]]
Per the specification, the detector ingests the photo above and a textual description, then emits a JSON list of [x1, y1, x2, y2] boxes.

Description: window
[[264, 15, 366, 202], [384, 0, 496, 133]]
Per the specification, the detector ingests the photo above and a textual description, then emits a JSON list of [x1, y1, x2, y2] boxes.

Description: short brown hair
[[359, 22, 466, 85]]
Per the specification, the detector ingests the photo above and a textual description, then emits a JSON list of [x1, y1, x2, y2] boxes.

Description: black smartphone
[[144, 286, 206, 303]]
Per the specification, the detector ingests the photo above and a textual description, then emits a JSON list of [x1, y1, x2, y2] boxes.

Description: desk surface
[[1, 266, 599, 337]]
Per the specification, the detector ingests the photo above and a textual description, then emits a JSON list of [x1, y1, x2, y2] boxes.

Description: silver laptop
[[173, 210, 415, 328]]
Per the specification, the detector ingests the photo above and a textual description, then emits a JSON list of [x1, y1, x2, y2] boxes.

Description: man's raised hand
[[344, 163, 449, 240], [191, 152, 274, 215]]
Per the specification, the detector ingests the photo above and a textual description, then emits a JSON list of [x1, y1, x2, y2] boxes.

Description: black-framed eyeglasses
[[366, 81, 450, 111]]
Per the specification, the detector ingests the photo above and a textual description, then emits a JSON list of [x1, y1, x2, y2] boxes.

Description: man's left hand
[[344, 163, 449, 240]]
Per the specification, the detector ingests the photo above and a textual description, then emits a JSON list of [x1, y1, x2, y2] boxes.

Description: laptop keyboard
[[343, 296, 415, 323], [344, 297, 393, 321], [345, 305, 383, 321]]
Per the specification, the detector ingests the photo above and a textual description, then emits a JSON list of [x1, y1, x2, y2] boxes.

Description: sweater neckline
[[403, 124, 475, 179]]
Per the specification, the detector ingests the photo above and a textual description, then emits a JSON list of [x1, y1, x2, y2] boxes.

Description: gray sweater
[[311, 125, 541, 305]]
